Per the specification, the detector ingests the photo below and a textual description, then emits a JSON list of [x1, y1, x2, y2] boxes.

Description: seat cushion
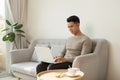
[[11, 62, 40, 77]]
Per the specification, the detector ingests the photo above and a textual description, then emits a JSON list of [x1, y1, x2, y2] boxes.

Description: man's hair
[[67, 15, 80, 23]]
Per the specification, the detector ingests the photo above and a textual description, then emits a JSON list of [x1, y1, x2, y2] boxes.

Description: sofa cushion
[[11, 62, 39, 77], [31, 44, 50, 62], [51, 44, 65, 57]]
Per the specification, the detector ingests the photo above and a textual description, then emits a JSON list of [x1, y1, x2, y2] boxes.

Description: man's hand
[[54, 56, 67, 62]]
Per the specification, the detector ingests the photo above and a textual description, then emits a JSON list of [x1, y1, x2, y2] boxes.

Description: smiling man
[[36, 15, 92, 74]]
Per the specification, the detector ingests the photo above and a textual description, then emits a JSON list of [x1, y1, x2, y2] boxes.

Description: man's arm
[[81, 38, 92, 55], [54, 56, 74, 62]]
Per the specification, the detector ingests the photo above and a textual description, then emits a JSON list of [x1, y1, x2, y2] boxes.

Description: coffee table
[[37, 69, 84, 80]]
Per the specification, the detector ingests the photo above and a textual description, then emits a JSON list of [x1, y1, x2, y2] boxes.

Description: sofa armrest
[[72, 53, 97, 68], [10, 48, 34, 64]]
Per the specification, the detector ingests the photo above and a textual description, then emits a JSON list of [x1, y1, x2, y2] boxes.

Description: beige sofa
[[10, 39, 109, 80]]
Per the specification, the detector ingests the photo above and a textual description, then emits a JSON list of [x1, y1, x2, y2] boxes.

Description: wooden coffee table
[[37, 69, 84, 80]]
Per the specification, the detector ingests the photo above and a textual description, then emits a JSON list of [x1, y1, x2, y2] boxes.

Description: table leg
[[16, 77, 21, 80]]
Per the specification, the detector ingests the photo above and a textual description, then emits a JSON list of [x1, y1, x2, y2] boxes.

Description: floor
[[0, 76, 16, 80], [0, 72, 16, 80]]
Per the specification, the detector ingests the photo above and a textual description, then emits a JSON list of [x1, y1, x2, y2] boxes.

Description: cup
[[67, 68, 80, 76]]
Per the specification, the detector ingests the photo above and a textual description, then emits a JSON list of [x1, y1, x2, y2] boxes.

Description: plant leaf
[[6, 20, 11, 26], [15, 29, 25, 33], [14, 24, 23, 29], [8, 32, 15, 42], [1, 28, 10, 32], [2, 35, 9, 41], [13, 23, 18, 26]]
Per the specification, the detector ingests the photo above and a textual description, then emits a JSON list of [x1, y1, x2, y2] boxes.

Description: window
[[0, 0, 6, 73], [0, 0, 5, 42]]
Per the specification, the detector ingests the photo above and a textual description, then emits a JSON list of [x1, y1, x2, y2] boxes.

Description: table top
[[37, 69, 84, 80]]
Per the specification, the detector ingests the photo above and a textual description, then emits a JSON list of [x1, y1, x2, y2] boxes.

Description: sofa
[[10, 39, 109, 80]]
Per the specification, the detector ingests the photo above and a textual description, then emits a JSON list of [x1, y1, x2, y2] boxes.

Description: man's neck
[[75, 31, 82, 36]]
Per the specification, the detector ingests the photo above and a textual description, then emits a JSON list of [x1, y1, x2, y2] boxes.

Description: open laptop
[[35, 46, 56, 63]]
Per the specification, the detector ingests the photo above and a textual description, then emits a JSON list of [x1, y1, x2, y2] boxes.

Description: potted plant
[[1, 20, 29, 49]]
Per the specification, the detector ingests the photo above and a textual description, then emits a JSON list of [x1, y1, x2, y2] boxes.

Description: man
[[36, 15, 92, 74]]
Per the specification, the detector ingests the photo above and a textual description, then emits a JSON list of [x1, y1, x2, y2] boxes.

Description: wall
[[26, 0, 120, 80]]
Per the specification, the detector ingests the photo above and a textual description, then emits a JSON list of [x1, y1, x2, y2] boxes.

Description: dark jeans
[[36, 61, 72, 74]]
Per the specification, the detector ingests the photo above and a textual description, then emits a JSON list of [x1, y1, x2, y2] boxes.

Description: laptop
[[35, 46, 56, 63]]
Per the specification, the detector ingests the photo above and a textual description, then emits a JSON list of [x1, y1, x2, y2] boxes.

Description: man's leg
[[48, 62, 72, 70], [36, 61, 49, 74]]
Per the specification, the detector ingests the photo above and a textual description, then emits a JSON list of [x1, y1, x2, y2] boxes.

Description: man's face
[[67, 22, 80, 35]]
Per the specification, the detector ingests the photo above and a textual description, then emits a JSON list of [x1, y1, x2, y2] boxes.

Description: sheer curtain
[[4, 0, 27, 74], [6, 0, 26, 49]]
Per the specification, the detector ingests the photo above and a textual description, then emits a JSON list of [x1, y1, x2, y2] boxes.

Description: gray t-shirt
[[60, 34, 92, 62]]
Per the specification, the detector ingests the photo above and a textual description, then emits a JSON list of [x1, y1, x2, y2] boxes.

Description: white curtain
[[6, 0, 26, 49]]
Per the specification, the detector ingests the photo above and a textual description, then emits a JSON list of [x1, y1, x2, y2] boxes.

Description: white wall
[[26, 0, 120, 80]]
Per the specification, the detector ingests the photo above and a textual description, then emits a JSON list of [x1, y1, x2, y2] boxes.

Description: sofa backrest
[[30, 39, 66, 62], [36, 39, 66, 47], [91, 39, 97, 53], [30, 39, 105, 62]]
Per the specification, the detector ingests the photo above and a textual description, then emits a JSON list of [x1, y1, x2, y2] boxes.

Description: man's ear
[[76, 23, 80, 27]]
